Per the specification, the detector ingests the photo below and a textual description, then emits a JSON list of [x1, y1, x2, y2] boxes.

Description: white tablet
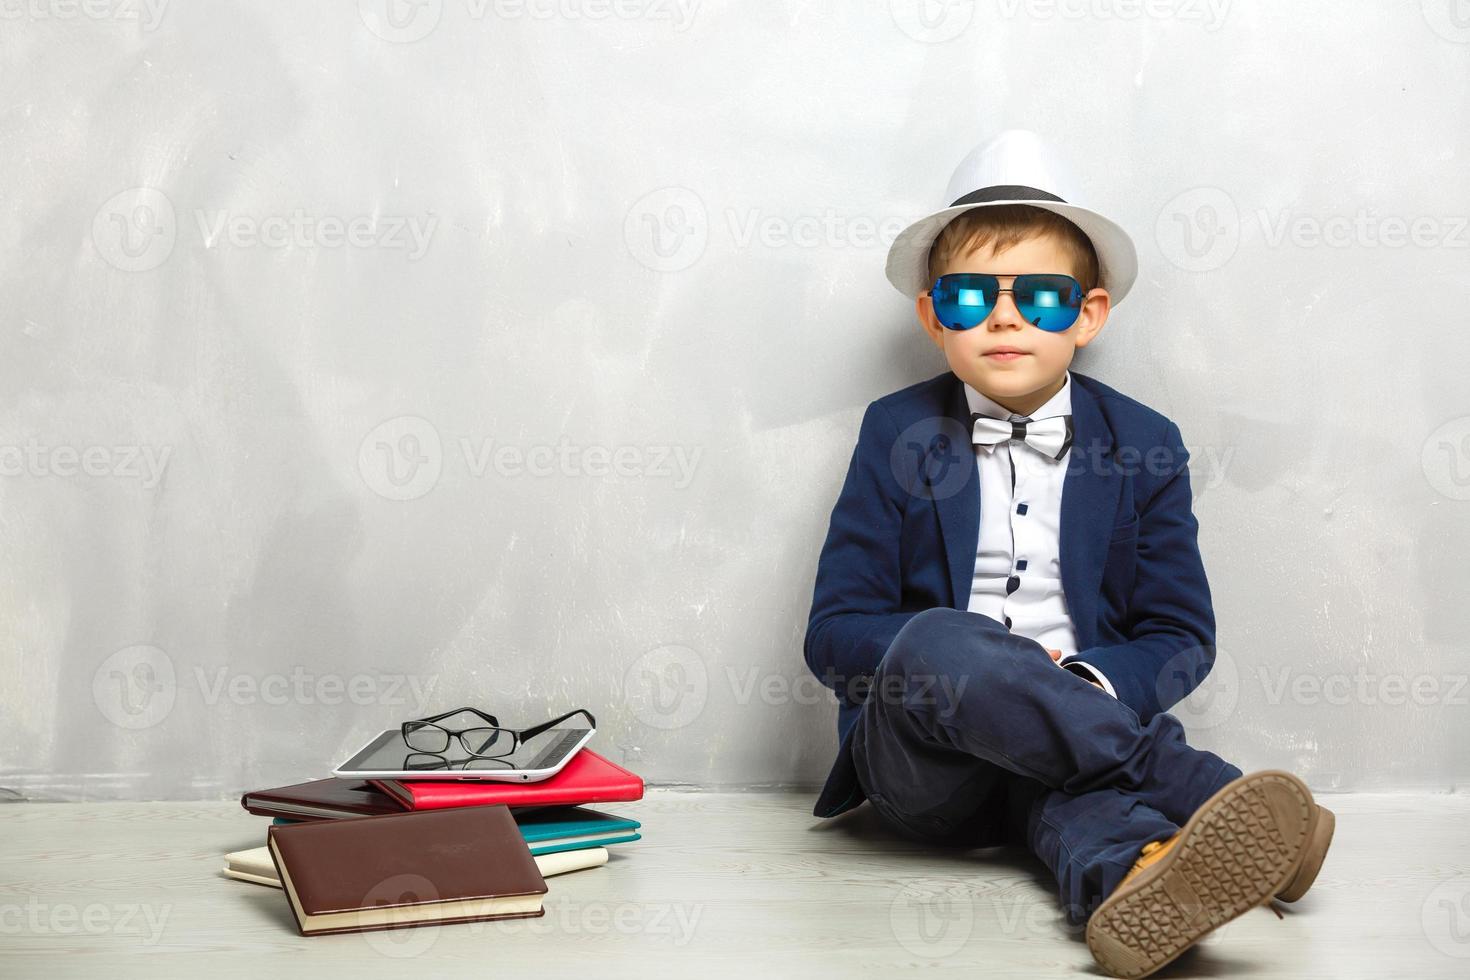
[[332, 723, 595, 782]]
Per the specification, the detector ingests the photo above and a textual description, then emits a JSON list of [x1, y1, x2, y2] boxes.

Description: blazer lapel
[[934, 377, 981, 609], [1058, 378, 1122, 652]]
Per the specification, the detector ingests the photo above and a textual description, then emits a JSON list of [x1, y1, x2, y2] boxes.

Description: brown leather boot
[[1085, 770, 1315, 979]]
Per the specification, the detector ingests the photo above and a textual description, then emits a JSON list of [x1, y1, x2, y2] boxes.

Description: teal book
[[271, 805, 641, 856], [514, 806, 642, 856]]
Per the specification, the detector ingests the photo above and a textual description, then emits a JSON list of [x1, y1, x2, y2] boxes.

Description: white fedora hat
[[885, 129, 1138, 306]]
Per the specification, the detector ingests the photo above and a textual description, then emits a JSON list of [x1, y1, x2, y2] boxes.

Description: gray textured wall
[[2, 2, 1467, 801]]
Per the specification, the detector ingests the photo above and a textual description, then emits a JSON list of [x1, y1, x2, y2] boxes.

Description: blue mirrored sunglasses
[[930, 273, 1085, 333]]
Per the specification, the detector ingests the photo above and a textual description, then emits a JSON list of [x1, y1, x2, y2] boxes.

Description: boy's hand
[[1049, 648, 1104, 689]]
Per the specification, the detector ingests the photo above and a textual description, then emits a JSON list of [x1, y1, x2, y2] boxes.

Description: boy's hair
[[925, 204, 1100, 293]]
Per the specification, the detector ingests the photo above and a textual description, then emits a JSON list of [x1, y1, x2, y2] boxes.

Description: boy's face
[[916, 230, 1110, 416]]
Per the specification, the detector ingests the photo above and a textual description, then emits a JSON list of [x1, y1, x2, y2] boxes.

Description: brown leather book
[[266, 804, 547, 936], [241, 778, 404, 821]]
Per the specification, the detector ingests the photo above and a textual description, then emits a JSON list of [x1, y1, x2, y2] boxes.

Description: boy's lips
[[983, 347, 1030, 361]]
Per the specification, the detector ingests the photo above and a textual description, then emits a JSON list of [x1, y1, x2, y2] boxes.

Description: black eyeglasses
[[400, 706, 596, 759]]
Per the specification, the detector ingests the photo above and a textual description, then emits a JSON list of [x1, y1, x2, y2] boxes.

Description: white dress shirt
[[963, 370, 1116, 697]]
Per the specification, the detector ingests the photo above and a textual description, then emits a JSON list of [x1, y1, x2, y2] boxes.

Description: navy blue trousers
[[849, 607, 1242, 926]]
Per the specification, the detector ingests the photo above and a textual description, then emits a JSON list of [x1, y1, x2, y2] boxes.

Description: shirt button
[[1003, 615, 1012, 628], [1016, 502, 1029, 515], [1005, 575, 1020, 595]]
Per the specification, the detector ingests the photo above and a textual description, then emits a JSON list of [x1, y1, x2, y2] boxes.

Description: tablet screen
[[337, 725, 593, 774]]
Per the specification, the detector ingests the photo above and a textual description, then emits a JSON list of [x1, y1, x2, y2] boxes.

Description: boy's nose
[[986, 291, 1028, 329]]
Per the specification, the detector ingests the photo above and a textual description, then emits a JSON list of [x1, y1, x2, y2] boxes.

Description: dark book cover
[[266, 804, 547, 936]]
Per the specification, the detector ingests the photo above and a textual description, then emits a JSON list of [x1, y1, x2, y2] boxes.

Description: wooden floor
[[2, 789, 1468, 978]]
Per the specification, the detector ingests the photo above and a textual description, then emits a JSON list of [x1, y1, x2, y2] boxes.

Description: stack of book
[[225, 748, 644, 936]]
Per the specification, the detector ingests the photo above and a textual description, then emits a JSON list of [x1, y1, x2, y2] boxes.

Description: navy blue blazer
[[803, 369, 1218, 818]]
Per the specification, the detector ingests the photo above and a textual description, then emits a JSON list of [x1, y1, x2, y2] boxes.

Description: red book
[[372, 748, 643, 811]]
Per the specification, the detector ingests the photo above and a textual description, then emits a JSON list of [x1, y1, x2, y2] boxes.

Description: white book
[[223, 843, 609, 888]]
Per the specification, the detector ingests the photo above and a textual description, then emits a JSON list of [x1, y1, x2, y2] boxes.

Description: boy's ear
[[915, 292, 948, 350], [1071, 287, 1111, 348]]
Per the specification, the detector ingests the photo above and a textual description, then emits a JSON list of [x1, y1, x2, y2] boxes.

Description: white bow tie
[[971, 413, 1074, 461]]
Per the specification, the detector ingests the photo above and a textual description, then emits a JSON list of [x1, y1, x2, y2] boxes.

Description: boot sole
[[1085, 770, 1314, 979], [1277, 803, 1334, 902]]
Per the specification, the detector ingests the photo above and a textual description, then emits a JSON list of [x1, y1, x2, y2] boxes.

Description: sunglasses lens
[[931, 274, 998, 330], [1013, 275, 1083, 332]]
